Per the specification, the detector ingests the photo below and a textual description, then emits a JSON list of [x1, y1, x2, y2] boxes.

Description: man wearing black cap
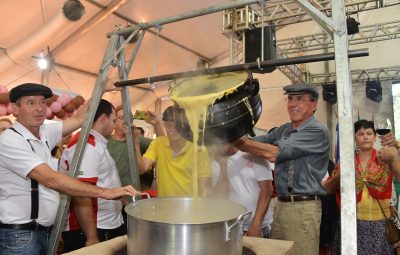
[[0, 83, 137, 255], [232, 83, 330, 255], [134, 105, 211, 197]]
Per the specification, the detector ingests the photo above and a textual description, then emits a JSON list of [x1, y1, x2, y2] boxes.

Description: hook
[[155, 24, 163, 32], [256, 57, 263, 71], [152, 23, 163, 78]]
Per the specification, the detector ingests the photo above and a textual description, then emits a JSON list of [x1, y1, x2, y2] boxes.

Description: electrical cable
[[39, 0, 47, 24], [5, 67, 38, 88], [52, 66, 73, 92]]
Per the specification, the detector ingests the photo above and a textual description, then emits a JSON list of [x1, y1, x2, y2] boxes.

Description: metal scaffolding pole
[[294, 0, 358, 253], [115, 49, 368, 87], [46, 34, 120, 255], [331, 1, 358, 254], [117, 36, 141, 191]]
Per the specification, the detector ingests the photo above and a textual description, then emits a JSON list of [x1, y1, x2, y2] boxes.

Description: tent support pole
[[331, 1, 358, 254], [117, 36, 141, 191]]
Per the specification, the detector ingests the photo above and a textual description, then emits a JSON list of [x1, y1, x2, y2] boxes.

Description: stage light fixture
[[322, 82, 337, 104], [37, 58, 48, 70], [346, 17, 360, 35], [365, 80, 382, 103], [63, 0, 85, 21]]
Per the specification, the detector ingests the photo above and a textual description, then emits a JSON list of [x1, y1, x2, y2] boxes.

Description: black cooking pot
[[173, 75, 262, 145]]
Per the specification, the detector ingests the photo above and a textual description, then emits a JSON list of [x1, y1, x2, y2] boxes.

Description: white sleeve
[[45, 122, 63, 150], [391, 182, 397, 207], [59, 143, 101, 181], [321, 171, 329, 184], [253, 156, 273, 181], [210, 160, 220, 188], [77, 144, 101, 179]]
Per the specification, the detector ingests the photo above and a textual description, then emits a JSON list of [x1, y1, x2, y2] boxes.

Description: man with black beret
[[8, 83, 54, 103], [232, 83, 330, 255], [0, 83, 137, 254]]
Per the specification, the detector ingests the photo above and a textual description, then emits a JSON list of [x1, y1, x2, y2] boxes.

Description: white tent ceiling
[[0, 0, 231, 100], [0, 0, 399, 129]]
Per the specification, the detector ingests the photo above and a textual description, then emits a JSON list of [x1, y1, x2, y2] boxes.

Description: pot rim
[[125, 197, 248, 225]]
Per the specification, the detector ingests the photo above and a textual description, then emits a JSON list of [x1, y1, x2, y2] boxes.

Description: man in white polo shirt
[[211, 144, 274, 238], [59, 99, 125, 252], [0, 83, 137, 255]]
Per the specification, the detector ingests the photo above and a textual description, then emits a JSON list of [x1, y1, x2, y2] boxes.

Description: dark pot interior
[[173, 77, 262, 145]]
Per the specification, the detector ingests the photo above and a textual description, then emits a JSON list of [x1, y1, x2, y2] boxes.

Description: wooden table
[[243, 236, 294, 255], [62, 235, 294, 255]]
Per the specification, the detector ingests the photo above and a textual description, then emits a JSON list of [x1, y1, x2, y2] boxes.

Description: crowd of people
[[1, 82, 400, 255]]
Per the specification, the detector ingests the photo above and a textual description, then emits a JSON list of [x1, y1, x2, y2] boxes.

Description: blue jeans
[[0, 229, 49, 255]]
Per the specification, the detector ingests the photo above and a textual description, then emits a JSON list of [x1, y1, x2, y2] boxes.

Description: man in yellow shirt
[[134, 106, 211, 197]]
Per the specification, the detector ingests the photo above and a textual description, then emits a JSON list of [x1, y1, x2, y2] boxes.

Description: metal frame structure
[[276, 46, 308, 83], [310, 65, 400, 83], [223, 0, 400, 29], [229, 18, 400, 83], [223, 2, 400, 83], [47, 0, 361, 254], [278, 19, 400, 55]]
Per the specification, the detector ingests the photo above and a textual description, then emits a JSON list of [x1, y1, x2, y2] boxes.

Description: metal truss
[[229, 34, 244, 64], [225, 14, 400, 82], [276, 46, 308, 83], [223, 0, 400, 31], [223, 1, 400, 83], [309, 65, 400, 83], [278, 19, 400, 55]]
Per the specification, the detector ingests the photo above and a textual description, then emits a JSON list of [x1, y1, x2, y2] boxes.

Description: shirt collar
[[163, 137, 191, 157], [12, 121, 43, 141], [292, 115, 316, 132], [90, 129, 107, 145]]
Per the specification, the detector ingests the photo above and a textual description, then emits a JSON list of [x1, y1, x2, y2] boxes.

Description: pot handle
[[132, 192, 150, 202], [225, 211, 252, 242]]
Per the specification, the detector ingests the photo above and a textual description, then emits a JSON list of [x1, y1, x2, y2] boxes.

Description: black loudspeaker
[[346, 17, 360, 35], [244, 25, 277, 73], [322, 83, 337, 104], [365, 80, 382, 103]]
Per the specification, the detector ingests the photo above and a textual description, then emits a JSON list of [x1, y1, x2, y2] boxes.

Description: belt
[[277, 195, 319, 202], [0, 222, 52, 232]]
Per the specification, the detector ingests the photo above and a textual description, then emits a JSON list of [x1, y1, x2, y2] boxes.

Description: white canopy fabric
[[0, 0, 399, 129]]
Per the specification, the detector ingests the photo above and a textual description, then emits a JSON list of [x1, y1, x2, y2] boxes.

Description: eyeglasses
[[285, 96, 312, 104]]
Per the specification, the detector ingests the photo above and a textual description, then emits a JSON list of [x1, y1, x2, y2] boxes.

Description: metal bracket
[[296, 0, 344, 37]]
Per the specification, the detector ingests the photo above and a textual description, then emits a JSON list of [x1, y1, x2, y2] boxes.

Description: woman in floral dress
[[325, 119, 400, 255]]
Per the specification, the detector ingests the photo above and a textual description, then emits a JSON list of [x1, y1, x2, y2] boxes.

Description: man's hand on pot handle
[[101, 185, 139, 200]]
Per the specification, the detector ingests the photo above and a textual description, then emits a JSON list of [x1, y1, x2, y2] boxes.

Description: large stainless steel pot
[[125, 195, 250, 255]]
